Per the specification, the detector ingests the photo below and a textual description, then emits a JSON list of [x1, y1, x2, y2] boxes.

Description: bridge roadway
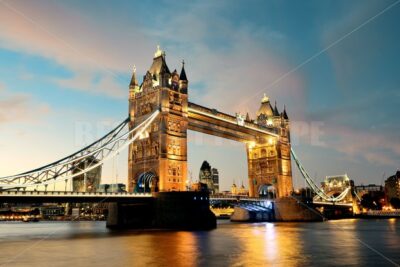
[[0, 191, 272, 204], [187, 102, 278, 143], [312, 201, 353, 207], [0, 191, 152, 203]]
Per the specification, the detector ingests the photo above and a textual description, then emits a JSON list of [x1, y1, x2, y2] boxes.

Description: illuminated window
[[261, 149, 266, 157]]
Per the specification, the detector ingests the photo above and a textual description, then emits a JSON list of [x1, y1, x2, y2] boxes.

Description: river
[[0, 219, 399, 266]]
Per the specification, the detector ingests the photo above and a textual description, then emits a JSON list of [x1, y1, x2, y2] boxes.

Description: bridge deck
[[0, 191, 153, 203], [188, 102, 278, 143]]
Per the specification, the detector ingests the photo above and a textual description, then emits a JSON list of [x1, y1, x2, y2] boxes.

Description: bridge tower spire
[[128, 47, 188, 193]]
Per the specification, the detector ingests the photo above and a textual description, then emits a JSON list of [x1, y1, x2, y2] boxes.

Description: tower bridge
[[128, 47, 292, 198], [0, 47, 357, 228]]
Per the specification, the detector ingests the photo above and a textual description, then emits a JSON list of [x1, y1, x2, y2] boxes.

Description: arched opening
[[135, 172, 158, 193], [258, 184, 276, 199]]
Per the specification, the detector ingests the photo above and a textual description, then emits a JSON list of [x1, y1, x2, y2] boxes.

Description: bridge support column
[[106, 192, 216, 230], [247, 135, 293, 198], [127, 51, 189, 193]]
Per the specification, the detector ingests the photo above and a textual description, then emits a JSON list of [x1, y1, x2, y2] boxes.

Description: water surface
[[0, 219, 399, 266]]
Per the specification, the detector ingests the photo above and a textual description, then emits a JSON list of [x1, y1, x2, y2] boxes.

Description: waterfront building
[[41, 206, 65, 219], [385, 171, 400, 208], [231, 182, 238, 195], [238, 182, 249, 196], [355, 184, 385, 210], [72, 156, 102, 192]]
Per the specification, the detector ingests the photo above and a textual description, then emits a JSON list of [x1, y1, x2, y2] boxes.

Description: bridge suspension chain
[[0, 110, 160, 190], [291, 148, 351, 203]]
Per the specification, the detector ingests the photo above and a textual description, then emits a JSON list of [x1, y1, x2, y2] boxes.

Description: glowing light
[[265, 222, 274, 229], [248, 141, 256, 149], [154, 45, 163, 57], [139, 130, 149, 140], [261, 93, 269, 103]]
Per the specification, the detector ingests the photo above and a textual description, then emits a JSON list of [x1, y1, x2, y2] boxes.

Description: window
[[261, 149, 266, 157]]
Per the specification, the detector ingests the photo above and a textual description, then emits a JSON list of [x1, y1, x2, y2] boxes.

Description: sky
[[0, 0, 399, 191]]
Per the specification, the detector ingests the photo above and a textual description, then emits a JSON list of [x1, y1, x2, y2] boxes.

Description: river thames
[[0, 219, 399, 267]]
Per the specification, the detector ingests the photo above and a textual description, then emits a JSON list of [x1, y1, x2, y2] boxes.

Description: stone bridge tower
[[247, 94, 293, 198], [128, 47, 188, 193]]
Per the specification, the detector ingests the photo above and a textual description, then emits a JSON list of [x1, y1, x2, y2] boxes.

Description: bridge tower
[[128, 47, 188, 193], [247, 94, 293, 198]]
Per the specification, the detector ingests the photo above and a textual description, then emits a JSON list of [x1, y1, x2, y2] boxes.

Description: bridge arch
[[258, 184, 277, 199], [134, 171, 158, 193]]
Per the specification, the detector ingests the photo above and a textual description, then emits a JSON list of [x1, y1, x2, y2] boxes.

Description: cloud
[[0, 0, 306, 107], [0, 0, 155, 97], [0, 82, 5, 92], [54, 72, 126, 99], [145, 1, 306, 119], [313, 124, 400, 167], [0, 84, 50, 126]]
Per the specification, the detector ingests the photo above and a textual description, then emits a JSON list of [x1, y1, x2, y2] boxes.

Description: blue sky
[[0, 0, 399, 190]]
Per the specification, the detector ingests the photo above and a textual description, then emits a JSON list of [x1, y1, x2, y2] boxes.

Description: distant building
[[355, 184, 384, 196], [385, 171, 400, 206], [355, 184, 385, 210], [211, 168, 219, 193], [72, 156, 102, 192], [199, 161, 219, 194], [238, 182, 248, 196], [231, 182, 238, 195], [98, 183, 127, 193]]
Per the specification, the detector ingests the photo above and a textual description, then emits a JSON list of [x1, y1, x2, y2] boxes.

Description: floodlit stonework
[[128, 48, 293, 197]]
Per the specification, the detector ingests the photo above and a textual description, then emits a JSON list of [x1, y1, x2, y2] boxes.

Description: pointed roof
[[148, 46, 170, 75], [179, 60, 187, 80], [273, 101, 280, 116], [256, 94, 274, 117], [129, 65, 138, 88], [283, 105, 289, 120], [200, 160, 211, 171]]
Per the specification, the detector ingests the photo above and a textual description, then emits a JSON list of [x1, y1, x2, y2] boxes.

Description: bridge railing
[[0, 191, 153, 197]]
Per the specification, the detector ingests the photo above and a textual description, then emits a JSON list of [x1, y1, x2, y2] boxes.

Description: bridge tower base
[[106, 192, 216, 230]]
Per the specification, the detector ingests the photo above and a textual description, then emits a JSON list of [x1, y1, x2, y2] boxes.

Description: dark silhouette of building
[[72, 156, 102, 193], [385, 171, 400, 208]]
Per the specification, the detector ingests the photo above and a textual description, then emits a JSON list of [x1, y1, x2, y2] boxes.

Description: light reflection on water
[[0, 219, 399, 267]]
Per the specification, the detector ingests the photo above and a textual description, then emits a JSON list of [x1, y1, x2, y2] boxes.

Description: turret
[[273, 101, 280, 117], [147, 46, 171, 88], [179, 60, 188, 94], [282, 105, 289, 120], [256, 93, 274, 127], [129, 65, 139, 99]]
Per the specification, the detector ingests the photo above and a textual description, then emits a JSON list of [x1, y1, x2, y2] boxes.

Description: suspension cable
[[291, 148, 351, 203], [0, 110, 159, 189]]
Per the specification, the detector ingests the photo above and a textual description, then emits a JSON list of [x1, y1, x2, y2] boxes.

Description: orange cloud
[[0, 85, 50, 125]]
